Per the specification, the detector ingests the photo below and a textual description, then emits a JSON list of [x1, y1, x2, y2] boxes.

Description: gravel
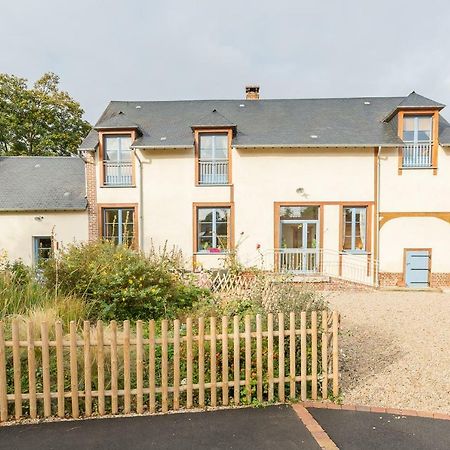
[[326, 290, 450, 414]]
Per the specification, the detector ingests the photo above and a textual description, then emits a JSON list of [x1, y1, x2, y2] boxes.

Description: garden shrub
[[43, 241, 210, 321]]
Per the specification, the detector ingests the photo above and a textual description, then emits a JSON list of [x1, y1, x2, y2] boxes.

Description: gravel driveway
[[326, 290, 450, 414]]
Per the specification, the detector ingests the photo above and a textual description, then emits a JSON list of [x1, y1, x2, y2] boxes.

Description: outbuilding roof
[[0, 157, 87, 211], [79, 92, 447, 150]]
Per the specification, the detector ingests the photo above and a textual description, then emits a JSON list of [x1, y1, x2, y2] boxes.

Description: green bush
[[43, 241, 210, 321]]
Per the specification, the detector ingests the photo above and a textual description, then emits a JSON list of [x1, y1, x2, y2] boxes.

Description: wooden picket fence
[[0, 310, 339, 422]]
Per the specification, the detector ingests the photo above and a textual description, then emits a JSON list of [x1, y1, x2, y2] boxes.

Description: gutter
[[233, 143, 402, 149], [131, 145, 194, 150], [134, 150, 145, 252], [375, 145, 382, 287]]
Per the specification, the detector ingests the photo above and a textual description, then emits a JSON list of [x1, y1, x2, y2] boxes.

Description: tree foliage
[[0, 72, 90, 156]]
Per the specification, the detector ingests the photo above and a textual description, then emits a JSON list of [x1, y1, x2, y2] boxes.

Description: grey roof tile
[[0, 157, 87, 211], [94, 111, 140, 130], [79, 93, 446, 150]]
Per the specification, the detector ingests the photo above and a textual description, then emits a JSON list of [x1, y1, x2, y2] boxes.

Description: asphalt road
[[0, 405, 320, 450], [309, 407, 450, 450]]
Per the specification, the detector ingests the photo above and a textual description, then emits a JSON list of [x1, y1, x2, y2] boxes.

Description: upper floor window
[[402, 115, 433, 168], [102, 207, 135, 246], [103, 135, 133, 186], [342, 207, 367, 253], [196, 206, 230, 253], [198, 133, 229, 185]]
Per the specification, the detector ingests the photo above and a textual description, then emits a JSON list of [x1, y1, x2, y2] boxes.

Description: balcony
[[402, 142, 432, 168], [199, 159, 228, 185], [103, 161, 133, 186]]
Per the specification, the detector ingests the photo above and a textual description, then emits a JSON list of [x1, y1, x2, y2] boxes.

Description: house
[[0, 156, 88, 265], [2, 86, 450, 288]]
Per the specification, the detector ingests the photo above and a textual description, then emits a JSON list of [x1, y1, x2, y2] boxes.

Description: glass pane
[[306, 223, 317, 248], [215, 223, 228, 236], [343, 222, 352, 250], [119, 137, 132, 162], [281, 223, 303, 248], [198, 208, 214, 222], [104, 223, 118, 239], [215, 208, 229, 222], [199, 135, 213, 159], [104, 136, 120, 161], [216, 236, 228, 249], [199, 236, 213, 252], [280, 206, 318, 220], [121, 209, 134, 225], [214, 135, 228, 159], [200, 223, 213, 237], [104, 209, 119, 225]]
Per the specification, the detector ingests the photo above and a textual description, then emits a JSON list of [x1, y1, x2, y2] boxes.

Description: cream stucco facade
[[0, 211, 88, 265]]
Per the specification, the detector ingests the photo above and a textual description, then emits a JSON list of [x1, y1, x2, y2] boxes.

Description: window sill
[[340, 251, 371, 256], [195, 251, 229, 255], [196, 183, 231, 187], [399, 167, 436, 170], [100, 185, 136, 188]]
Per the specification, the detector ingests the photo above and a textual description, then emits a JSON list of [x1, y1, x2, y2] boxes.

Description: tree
[[0, 72, 90, 156]]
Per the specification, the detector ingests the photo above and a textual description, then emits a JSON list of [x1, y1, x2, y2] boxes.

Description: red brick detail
[[298, 401, 450, 421], [85, 152, 98, 241], [379, 272, 450, 288], [430, 273, 450, 287], [378, 272, 403, 287], [292, 404, 339, 449]]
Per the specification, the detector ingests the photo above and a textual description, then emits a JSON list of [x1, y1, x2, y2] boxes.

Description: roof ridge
[[108, 95, 407, 104]]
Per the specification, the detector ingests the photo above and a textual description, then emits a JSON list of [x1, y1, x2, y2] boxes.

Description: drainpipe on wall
[[134, 150, 145, 252], [376, 145, 382, 287]]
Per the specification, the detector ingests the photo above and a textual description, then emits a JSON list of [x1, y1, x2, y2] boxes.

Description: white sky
[[1, 0, 450, 123]]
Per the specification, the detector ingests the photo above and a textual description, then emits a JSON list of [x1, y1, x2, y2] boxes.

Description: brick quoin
[[84, 152, 98, 241]]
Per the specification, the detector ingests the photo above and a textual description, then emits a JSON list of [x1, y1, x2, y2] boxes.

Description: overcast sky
[[1, 0, 450, 123]]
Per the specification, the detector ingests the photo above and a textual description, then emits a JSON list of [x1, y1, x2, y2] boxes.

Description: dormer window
[[402, 115, 433, 168], [102, 134, 133, 186], [198, 133, 229, 185]]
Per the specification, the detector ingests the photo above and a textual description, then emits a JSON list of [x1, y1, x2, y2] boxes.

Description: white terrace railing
[[261, 248, 378, 286], [199, 159, 229, 185], [103, 161, 133, 186], [402, 142, 432, 168]]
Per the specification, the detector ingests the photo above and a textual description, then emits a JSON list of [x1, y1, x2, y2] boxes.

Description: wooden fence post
[[186, 317, 193, 409], [267, 313, 274, 402], [321, 311, 328, 399], [55, 321, 64, 417], [161, 320, 169, 413], [148, 320, 155, 413], [110, 320, 118, 415], [40, 321, 51, 418], [221, 316, 229, 406], [233, 315, 240, 405], [256, 314, 263, 402], [300, 311, 307, 401], [69, 321, 79, 418], [97, 320, 105, 415], [210, 317, 217, 407], [311, 311, 318, 400], [244, 315, 251, 403], [173, 319, 180, 411], [332, 311, 339, 397], [136, 320, 144, 414], [0, 322, 8, 422], [12, 319, 22, 419], [289, 312, 296, 399], [278, 313, 285, 402], [27, 321, 37, 419], [198, 317, 205, 408], [83, 320, 92, 417]]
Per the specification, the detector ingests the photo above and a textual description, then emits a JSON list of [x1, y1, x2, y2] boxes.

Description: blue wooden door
[[405, 250, 430, 287]]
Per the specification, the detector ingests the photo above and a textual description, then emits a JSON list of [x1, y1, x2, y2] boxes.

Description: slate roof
[[0, 157, 87, 211], [79, 92, 447, 150], [93, 111, 140, 131], [383, 92, 445, 121]]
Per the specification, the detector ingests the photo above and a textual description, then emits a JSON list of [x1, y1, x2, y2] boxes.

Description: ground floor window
[[33, 236, 53, 264], [343, 207, 367, 252], [102, 207, 135, 246], [196, 206, 231, 253]]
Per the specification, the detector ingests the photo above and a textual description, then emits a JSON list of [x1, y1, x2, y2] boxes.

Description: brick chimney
[[245, 85, 260, 100]]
